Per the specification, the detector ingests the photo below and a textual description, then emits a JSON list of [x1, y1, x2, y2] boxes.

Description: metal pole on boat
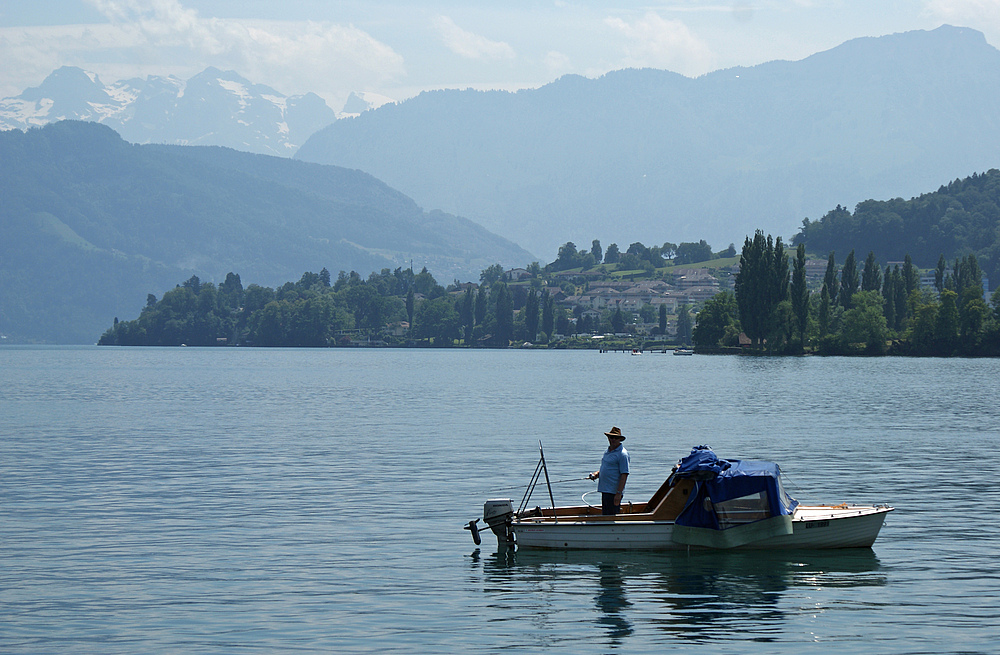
[[517, 456, 545, 515], [539, 441, 557, 522]]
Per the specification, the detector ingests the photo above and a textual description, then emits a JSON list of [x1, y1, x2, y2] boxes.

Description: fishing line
[[480, 476, 591, 494]]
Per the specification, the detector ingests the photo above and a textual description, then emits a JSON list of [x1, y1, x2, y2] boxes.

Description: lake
[[2, 347, 999, 653]]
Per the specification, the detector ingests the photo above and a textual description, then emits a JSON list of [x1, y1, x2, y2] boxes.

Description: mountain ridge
[[296, 25, 1000, 257], [0, 121, 531, 343]]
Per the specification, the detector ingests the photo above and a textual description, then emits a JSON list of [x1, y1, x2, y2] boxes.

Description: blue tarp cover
[[673, 445, 798, 530]]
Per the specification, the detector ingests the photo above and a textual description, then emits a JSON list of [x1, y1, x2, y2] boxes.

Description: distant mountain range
[[0, 121, 531, 343], [0, 66, 339, 156], [296, 25, 1000, 258]]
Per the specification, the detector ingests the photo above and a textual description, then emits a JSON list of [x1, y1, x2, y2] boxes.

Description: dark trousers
[[602, 492, 619, 516]]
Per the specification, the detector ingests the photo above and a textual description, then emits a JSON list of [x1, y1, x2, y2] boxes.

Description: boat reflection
[[471, 546, 885, 644]]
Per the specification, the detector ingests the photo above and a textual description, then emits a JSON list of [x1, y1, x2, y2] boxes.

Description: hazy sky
[[3, 1, 999, 109]]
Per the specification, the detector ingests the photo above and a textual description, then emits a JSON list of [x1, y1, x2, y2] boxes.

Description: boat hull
[[512, 505, 892, 550]]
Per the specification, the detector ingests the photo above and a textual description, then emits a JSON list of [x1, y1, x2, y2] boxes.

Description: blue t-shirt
[[598, 444, 630, 493]]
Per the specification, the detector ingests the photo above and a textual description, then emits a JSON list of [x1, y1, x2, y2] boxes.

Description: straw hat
[[604, 426, 625, 440]]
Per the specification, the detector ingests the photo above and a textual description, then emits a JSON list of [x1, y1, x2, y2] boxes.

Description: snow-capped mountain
[[339, 91, 395, 118], [0, 66, 338, 156]]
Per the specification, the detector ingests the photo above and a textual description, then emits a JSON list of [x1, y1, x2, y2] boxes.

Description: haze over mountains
[[296, 25, 1000, 258], [0, 66, 338, 156], [0, 121, 530, 343]]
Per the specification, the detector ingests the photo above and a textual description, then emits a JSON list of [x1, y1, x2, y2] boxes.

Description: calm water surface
[[2, 347, 999, 653]]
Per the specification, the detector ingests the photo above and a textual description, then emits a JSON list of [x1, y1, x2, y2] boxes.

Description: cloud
[[924, 0, 1000, 22], [544, 50, 573, 75], [605, 11, 714, 75], [433, 16, 516, 60], [0, 0, 405, 106]]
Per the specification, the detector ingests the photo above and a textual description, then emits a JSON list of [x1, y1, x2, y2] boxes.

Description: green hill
[[0, 121, 532, 343], [794, 169, 1000, 284]]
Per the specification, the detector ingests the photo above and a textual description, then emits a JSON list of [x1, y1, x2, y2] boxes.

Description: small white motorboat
[[465, 445, 892, 551], [673, 348, 694, 355]]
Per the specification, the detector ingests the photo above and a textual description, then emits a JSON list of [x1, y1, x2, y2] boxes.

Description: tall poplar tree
[[475, 286, 488, 326], [735, 231, 789, 348], [935, 289, 960, 354], [818, 284, 831, 338], [893, 266, 908, 332], [882, 265, 895, 332], [824, 252, 839, 306], [840, 250, 859, 309], [462, 286, 475, 339], [676, 304, 692, 345], [591, 240, 603, 265], [525, 288, 539, 341], [791, 243, 809, 351], [861, 251, 882, 292], [903, 254, 919, 295], [541, 290, 554, 337], [494, 283, 514, 347]]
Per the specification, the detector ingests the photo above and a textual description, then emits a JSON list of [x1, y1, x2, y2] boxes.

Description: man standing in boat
[[589, 427, 630, 515]]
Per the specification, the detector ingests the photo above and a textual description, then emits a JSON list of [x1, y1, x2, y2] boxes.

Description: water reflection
[[595, 562, 633, 643], [472, 546, 885, 646]]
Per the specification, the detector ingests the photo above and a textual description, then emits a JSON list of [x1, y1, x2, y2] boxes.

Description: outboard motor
[[483, 498, 514, 545]]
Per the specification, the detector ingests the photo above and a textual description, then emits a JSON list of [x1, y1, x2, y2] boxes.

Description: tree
[[480, 263, 504, 286], [935, 254, 947, 293], [840, 250, 859, 309], [611, 306, 625, 333], [412, 297, 460, 346], [883, 265, 896, 333], [823, 252, 839, 307], [525, 288, 539, 341], [405, 288, 415, 326], [461, 286, 475, 340], [907, 300, 938, 355], [604, 243, 620, 264], [675, 240, 713, 265], [676, 304, 692, 345], [960, 297, 989, 354], [902, 255, 919, 295], [551, 242, 582, 271], [693, 291, 739, 347], [658, 303, 667, 335], [475, 285, 488, 326], [494, 283, 514, 346], [861, 251, 882, 292], [818, 284, 831, 338], [735, 231, 788, 349], [893, 266, 908, 332], [541, 290, 554, 337], [591, 240, 603, 265], [790, 243, 809, 352], [935, 289, 960, 354], [842, 291, 888, 354]]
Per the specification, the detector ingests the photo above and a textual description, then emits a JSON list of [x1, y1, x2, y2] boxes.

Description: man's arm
[[614, 473, 628, 498]]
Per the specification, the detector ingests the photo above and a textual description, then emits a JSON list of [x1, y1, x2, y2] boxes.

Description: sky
[[2, 1, 1000, 110]]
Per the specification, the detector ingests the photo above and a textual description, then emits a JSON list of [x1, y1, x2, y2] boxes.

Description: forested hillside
[[795, 169, 1000, 284], [0, 121, 531, 343]]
